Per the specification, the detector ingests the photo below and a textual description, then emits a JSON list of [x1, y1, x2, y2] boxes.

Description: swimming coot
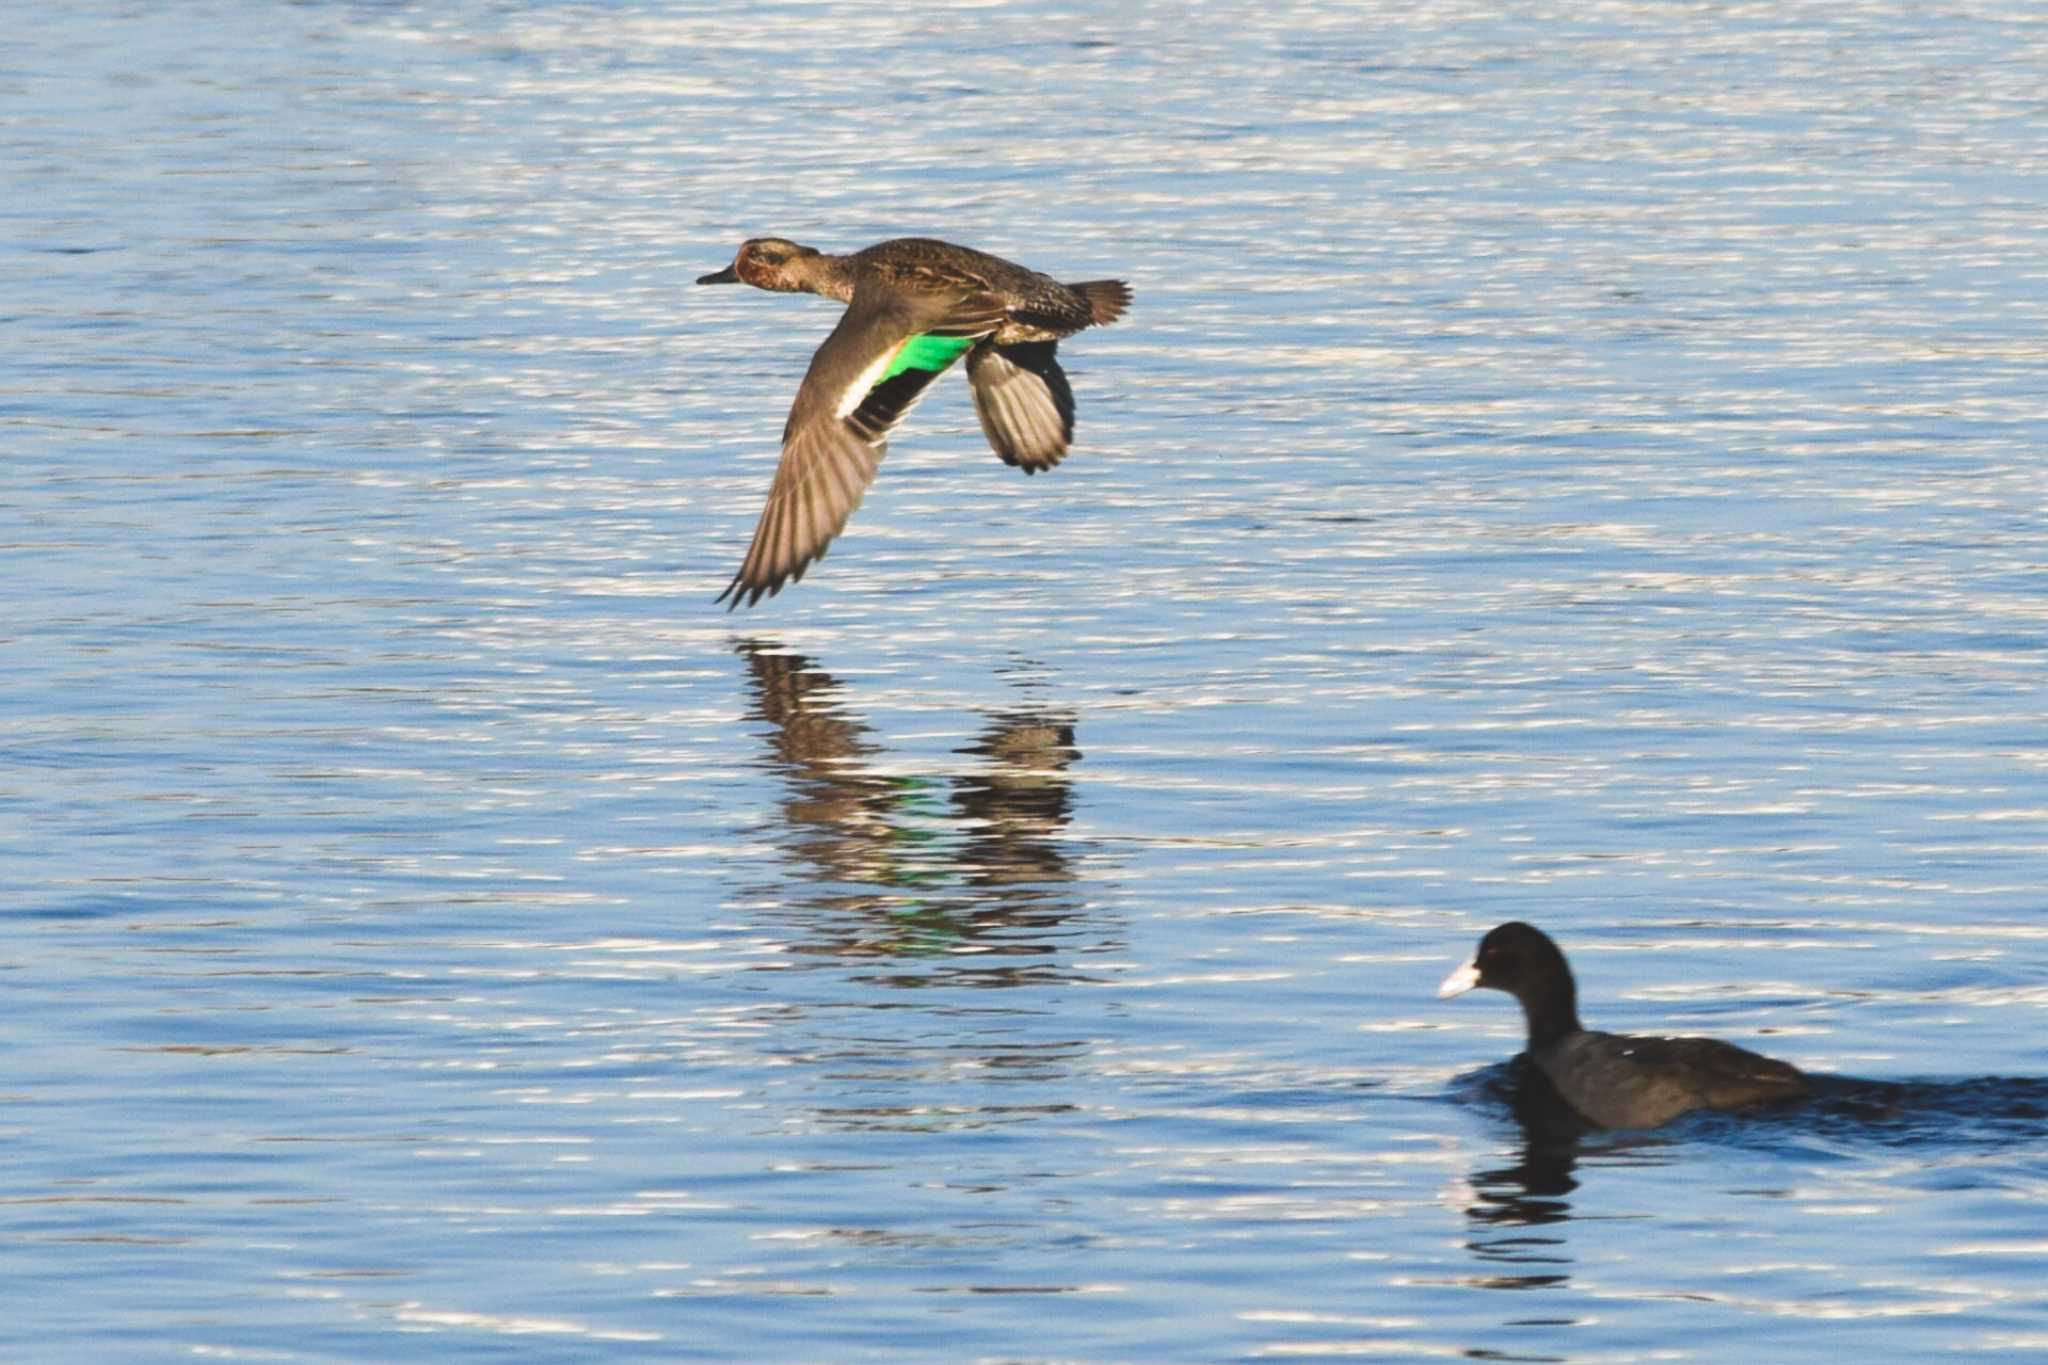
[[1439, 921, 1809, 1130]]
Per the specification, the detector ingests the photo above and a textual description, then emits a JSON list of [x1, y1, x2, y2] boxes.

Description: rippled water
[[7, 1, 2047, 1359]]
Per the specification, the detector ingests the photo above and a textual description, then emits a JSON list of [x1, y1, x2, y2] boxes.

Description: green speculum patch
[[880, 333, 976, 383]]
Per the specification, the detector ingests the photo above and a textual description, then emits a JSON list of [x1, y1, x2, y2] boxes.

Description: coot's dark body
[[1440, 921, 1809, 1130]]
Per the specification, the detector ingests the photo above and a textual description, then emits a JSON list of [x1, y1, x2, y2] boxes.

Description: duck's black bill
[[696, 265, 741, 285]]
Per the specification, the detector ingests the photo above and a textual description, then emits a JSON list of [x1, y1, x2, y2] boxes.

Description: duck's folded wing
[[967, 340, 1074, 473], [718, 295, 999, 608]]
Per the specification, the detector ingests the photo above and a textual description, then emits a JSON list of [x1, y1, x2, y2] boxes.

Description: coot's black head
[[1438, 921, 1582, 1046]]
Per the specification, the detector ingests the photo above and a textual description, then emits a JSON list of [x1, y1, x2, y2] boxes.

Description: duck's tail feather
[[1069, 279, 1132, 327]]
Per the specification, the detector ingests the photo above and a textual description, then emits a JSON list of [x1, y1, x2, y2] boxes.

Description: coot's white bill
[[1438, 958, 1481, 999]]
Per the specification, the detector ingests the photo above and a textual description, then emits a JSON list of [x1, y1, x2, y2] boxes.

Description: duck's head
[[697, 238, 822, 293]]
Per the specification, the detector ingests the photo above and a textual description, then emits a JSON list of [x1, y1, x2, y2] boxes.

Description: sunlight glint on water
[[4, 1, 2046, 1360]]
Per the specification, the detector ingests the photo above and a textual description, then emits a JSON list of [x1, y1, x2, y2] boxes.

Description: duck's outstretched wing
[[719, 291, 1003, 608], [967, 340, 1075, 473]]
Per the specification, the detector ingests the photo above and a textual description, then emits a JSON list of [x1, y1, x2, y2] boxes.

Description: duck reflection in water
[[733, 639, 1103, 987]]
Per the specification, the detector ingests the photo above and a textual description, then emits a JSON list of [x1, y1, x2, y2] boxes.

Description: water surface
[[5, 1, 2048, 1359]]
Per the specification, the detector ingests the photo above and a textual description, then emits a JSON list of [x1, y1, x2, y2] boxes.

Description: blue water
[[6, 0, 2048, 1359]]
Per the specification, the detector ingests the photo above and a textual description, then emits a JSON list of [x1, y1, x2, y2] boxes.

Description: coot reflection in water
[[1447, 1057, 2048, 1315]]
